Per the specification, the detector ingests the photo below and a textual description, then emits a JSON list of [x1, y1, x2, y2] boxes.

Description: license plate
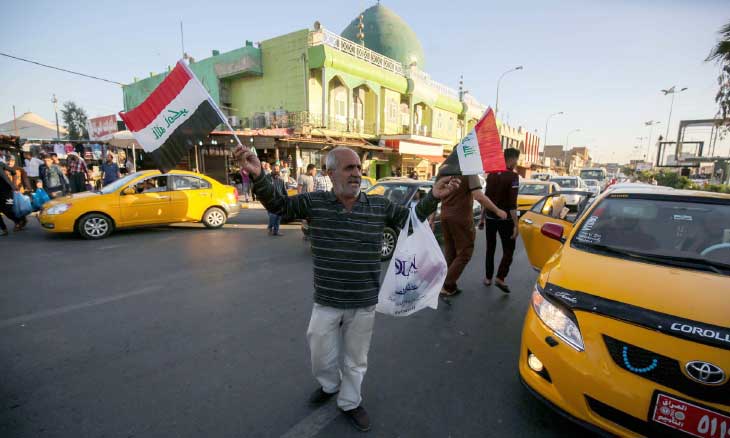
[[652, 393, 730, 438]]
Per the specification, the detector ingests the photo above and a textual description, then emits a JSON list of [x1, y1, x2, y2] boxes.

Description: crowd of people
[[0, 150, 131, 235]]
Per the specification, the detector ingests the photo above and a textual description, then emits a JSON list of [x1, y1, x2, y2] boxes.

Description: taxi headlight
[[531, 285, 584, 351], [46, 203, 71, 215]]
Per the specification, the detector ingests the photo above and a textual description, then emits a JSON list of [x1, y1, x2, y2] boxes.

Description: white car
[[550, 176, 591, 211], [583, 179, 601, 195]]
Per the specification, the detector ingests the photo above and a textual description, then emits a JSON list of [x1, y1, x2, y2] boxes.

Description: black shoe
[[495, 282, 511, 294], [308, 387, 338, 406], [341, 406, 371, 432]]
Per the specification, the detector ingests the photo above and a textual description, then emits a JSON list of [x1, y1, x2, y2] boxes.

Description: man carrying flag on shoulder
[[235, 145, 460, 433], [436, 108, 512, 297]]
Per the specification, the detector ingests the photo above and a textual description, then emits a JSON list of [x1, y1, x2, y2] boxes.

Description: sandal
[[483, 278, 492, 287], [440, 287, 462, 297], [495, 282, 511, 294]]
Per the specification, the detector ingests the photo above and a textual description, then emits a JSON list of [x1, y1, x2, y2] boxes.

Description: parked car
[[518, 180, 561, 216], [301, 178, 482, 259], [39, 170, 240, 239], [518, 185, 730, 437], [549, 176, 591, 211]]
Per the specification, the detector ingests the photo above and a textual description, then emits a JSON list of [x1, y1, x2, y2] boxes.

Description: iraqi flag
[[119, 60, 227, 172], [438, 107, 506, 176]]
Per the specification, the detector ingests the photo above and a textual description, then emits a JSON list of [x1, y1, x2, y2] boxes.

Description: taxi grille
[[603, 335, 730, 405]]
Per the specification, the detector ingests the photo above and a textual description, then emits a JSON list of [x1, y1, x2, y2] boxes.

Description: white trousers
[[306, 303, 376, 411]]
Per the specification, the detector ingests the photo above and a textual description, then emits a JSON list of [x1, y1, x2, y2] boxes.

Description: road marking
[[279, 403, 340, 438], [170, 223, 300, 230], [0, 285, 164, 329]]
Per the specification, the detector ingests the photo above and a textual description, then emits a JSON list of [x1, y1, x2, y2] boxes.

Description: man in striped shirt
[[236, 146, 460, 432]]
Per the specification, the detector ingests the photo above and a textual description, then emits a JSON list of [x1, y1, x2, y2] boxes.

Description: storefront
[[379, 138, 445, 179]]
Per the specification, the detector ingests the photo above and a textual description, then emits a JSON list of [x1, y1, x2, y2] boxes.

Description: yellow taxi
[[517, 179, 560, 216], [517, 186, 730, 437], [39, 170, 240, 239]]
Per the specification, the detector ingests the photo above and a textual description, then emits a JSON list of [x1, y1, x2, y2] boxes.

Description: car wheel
[[77, 213, 113, 239], [381, 227, 397, 260], [202, 207, 226, 228]]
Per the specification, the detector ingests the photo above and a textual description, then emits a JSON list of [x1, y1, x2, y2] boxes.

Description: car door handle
[[157, 195, 170, 199], [523, 218, 533, 224]]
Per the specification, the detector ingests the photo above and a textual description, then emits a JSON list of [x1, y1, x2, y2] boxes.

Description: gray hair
[[325, 147, 355, 172]]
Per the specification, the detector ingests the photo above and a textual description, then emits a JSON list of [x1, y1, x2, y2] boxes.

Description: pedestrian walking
[[67, 153, 90, 193], [235, 145, 460, 433], [41, 155, 69, 199], [439, 175, 507, 297], [6, 156, 31, 194], [280, 161, 291, 182], [23, 151, 43, 187], [0, 161, 26, 235], [480, 148, 521, 293], [240, 168, 252, 202], [267, 165, 286, 236], [297, 164, 316, 193], [314, 164, 333, 192], [100, 154, 121, 186]]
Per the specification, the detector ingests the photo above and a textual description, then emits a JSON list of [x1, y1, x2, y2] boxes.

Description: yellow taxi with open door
[[517, 186, 730, 437]]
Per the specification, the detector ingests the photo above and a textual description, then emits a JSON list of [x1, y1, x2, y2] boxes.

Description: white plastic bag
[[376, 207, 447, 316]]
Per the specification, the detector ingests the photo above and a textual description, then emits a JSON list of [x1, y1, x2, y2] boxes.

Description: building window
[[436, 112, 443, 130], [387, 98, 398, 123]]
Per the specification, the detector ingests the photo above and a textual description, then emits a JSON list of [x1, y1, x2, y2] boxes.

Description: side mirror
[[122, 187, 136, 196], [541, 223, 565, 242]]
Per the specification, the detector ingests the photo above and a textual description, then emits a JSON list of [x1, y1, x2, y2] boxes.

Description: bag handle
[[395, 206, 414, 248]]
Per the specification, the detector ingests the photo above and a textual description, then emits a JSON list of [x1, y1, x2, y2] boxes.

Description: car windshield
[[584, 180, 599, 187], [366, 183, 418, 205], [99, 172, 147, 194], [572, 197, 730, 274], [519, 183, 549, 196], [580, 170, 605, 181], [552, 178, 577, 188]]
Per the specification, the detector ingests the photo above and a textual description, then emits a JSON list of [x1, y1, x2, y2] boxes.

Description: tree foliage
[[60, 101, 89, 140], [706, 20, 730, 135]]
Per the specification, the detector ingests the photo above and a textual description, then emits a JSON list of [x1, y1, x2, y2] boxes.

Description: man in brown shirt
[[480, 148, 521, 293], [439, 175, 506, 296]]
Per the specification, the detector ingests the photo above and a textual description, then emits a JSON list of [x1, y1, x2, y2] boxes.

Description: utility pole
[[12, 105, 18, 136], [495, 65, 523, 116], [52, 94, 60, 140]]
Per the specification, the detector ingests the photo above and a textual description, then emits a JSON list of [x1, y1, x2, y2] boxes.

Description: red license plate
[[652, 393, 730, 438]]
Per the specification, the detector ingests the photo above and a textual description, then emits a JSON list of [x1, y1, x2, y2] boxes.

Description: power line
[[0, 52, 124, 86]]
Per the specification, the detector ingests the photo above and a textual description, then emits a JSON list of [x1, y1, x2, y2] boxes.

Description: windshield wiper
[[573, 242, 727, 274]]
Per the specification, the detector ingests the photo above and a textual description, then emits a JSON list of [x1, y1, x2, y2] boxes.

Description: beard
[[333, 178, 361, 198]]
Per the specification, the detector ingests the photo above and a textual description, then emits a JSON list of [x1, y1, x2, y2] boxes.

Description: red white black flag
[[119, 60, 226, 172], [438, 108, 506, 176]]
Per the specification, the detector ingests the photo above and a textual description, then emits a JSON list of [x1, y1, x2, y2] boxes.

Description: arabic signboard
[[88, 115, 118, 140]]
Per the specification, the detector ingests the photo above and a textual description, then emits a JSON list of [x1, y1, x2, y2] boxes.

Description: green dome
[[341, 4, 425, 68]]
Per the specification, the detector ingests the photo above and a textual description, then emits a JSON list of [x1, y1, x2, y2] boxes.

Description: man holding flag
[[236, 145, 460, 432]]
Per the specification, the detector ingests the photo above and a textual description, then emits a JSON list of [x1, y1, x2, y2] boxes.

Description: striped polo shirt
[[253, 174, 440, 308]]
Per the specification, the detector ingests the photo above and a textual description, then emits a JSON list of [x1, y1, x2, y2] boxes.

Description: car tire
[[202, 207, 227, 229], [381, 227, 397, 261], [77, 213, 114, 240]]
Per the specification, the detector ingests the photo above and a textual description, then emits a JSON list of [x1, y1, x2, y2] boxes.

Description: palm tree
[[707, 21, 730, 125]]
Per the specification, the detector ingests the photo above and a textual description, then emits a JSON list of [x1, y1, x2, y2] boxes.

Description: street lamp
[[661, 86, 687, 140], [51, 94, 60, 140], [495, 65, 523, 116], [566, 128, 581, 149], [543, 111, 564, 150], [644, 120, 661, 164]]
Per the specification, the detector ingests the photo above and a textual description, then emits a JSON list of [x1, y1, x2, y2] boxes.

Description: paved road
[[0, 210, 594, 437]]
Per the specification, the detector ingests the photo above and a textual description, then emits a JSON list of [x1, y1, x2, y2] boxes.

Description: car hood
[[45, 191, 101, 206], [543, 247, 729, 328], [517, 194, 544, 206]]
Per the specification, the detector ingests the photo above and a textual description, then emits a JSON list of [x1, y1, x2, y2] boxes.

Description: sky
[[1, 0, 728, 164]]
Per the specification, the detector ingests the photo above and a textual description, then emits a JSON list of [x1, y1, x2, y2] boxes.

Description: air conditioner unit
[[227, 116, 240, 128]]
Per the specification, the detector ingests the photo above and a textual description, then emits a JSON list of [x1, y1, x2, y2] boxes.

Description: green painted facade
[[228, 30, 309, 117], [122, 45, 262, 112], [121, 5, 485, 148]]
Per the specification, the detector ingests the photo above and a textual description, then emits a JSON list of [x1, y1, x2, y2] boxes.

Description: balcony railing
[[309, 28, 405, 76], [408, 68, 459, 100]]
